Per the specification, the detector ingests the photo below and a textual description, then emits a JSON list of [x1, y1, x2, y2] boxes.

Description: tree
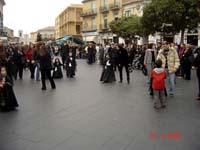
[[109, 16, 143, 43], [142, 0, 200, 42]]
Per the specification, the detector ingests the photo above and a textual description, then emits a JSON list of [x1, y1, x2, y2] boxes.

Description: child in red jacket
[[151, 59, 167, 109]]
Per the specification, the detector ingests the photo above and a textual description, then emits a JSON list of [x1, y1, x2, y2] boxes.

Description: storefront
[[82, 32, 98, 44]]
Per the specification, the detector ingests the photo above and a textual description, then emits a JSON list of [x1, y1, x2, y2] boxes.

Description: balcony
[[80, 9, 97, 17], [82, 25, 97, 32], [99, 6, 109, 13], [99, 24, 109, 32], [109, 2, 120, 10], [67, 17, 82, 23]]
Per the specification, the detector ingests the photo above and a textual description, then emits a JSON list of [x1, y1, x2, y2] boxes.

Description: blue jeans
[[168, 71, 175, 94]]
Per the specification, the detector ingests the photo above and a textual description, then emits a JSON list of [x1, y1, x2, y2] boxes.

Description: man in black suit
[[117, 44, 130, 84]]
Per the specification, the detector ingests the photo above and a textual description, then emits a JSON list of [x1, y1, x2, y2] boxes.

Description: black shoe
[[119, 81, 122, 83], [52, 86, 56, 90], [41, 87, 46, 90], [154, 105, 160, 110], [161, 105, 166, 108], [127, 80, 130, 84], [196, 97, 200, 101], [149, 92, 154, 96]]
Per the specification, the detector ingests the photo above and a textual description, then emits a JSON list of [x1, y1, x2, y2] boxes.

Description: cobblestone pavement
[[0, 60, 200, 150]]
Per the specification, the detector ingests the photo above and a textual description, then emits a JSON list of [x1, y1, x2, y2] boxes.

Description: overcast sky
[[4, 0, 82, 36]]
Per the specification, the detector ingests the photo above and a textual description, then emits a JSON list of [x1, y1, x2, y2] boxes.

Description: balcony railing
[[99, 24, 109, 31], [99, 6, 109, 13], [82, 25, 97, 32], [80, 9, 97, 17], [67, 17, 82, 22], [109, 2, 120, 10]]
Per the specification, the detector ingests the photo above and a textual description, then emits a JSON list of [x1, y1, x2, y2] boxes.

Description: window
[[91, 16, 96, 30], [125, 10, 131, 17], [104, 16, 108, 28], [76, 25, 81, 34], [114, 12, 118, 21], [84, 21, 88, 31], [114, 0, 119, 5], [104, 0, 108, 8], [91, 1, 96, 12]]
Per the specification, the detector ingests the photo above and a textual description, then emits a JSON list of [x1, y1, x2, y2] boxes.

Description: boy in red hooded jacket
[[151, 59, 167, 109]]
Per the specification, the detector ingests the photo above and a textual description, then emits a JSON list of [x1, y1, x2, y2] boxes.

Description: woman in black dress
[[66, 51, 76, 78], [100, 54, 116, 83], [53, 58, 63, 79], [0, 67, 19, 111]]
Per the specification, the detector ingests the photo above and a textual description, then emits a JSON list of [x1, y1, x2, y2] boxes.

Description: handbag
[[142, 67, 148, 76]]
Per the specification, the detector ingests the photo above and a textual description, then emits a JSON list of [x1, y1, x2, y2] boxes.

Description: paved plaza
[[0, 60, 200, 150]]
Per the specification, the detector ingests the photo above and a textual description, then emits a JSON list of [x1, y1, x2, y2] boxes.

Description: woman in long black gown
[[53, 58, 63, 79], [100, 54, 116, 83], [0, 67, 19, 111]]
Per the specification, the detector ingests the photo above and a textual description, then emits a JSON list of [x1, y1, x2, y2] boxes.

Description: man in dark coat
[[117, 44, 130, 84], [60, 42, 69, 68], [87, 43, 95, 64]]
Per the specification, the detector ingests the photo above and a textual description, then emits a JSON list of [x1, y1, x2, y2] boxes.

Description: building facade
[[122, 0, 200, 46], [31, 26, 55, 43], [122, 0, 150, 17], [55, 4, 83, 40], [3, 26, 14, 42], [0, 0, 5, 38], [30, 32, 38, 43], [81, 0, 123, 44], [3, 27, 14, 38]]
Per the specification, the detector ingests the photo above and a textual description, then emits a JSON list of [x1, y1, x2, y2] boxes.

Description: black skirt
[[53, 66, 63, 79], [0, 84, 19, 111], [100, 66, 116, 83]]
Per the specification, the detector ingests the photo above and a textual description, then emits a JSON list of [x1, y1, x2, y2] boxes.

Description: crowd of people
[[0, 41, 78, 111], [0, 40, 199, 112], [95, 41, 200, 109]]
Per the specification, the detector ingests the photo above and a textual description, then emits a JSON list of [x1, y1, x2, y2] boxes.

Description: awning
[[56, 36, 85, 45], [61, 36, 85, 45]]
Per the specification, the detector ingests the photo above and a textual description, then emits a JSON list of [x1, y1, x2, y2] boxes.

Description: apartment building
[[81, 0, 123, 44], [55, 4, 83, 40]]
